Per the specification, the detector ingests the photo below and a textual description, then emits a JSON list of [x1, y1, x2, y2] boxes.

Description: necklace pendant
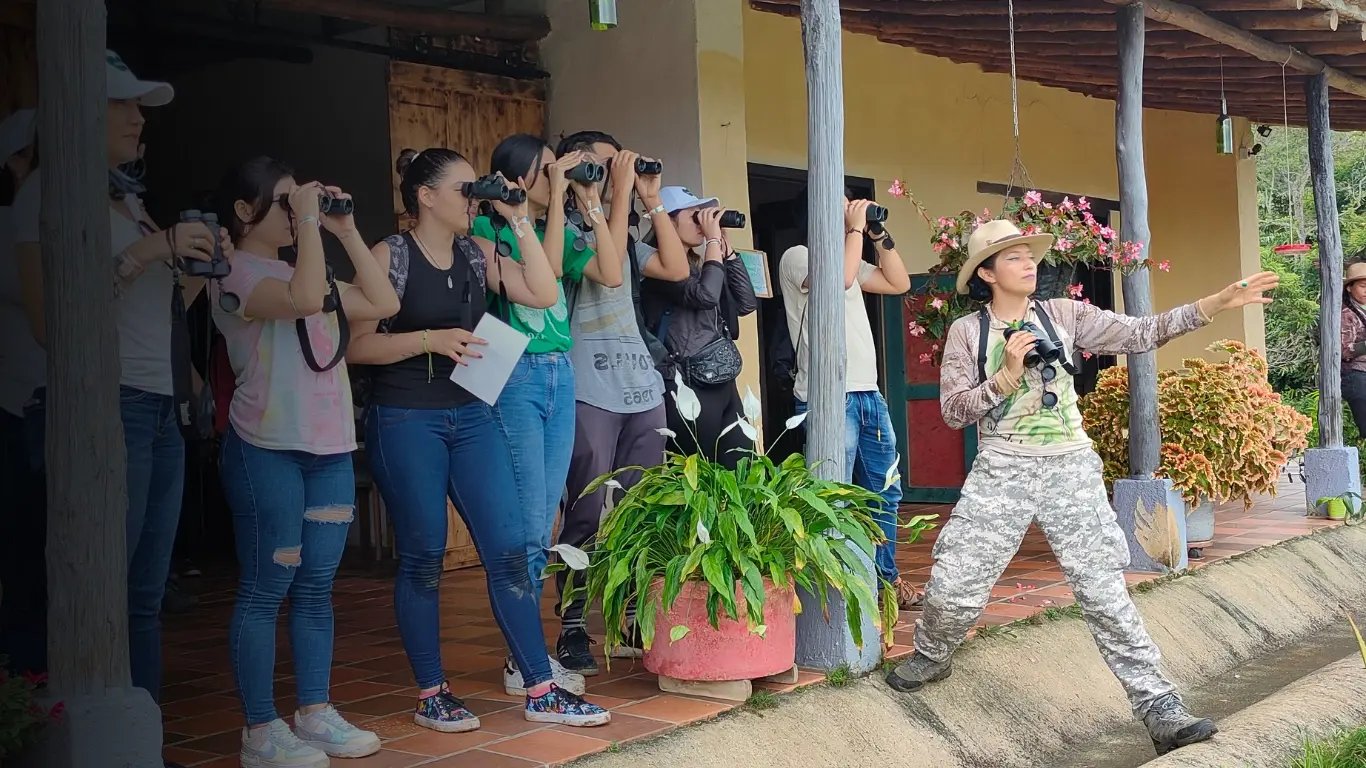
[[447, 275, 454, 290]]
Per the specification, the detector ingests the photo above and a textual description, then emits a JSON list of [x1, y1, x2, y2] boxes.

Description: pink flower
[[1082, 298, 1092, 305], [1097, 242, 1110, 256], [1158, 260, 1171, 272], [1023, 190, 1043, 206], [929, 297, 945, 311], [931, 343, 941, 352], [1023, 225, 1039, 236], [1082, 351, 1094, 360], [1055, 237, 1073, 253], [1099, 226, 1117, 240], [1078, 196, 1092, 211], [933, 242, 949, 254], [1067, 283, 1085, 299], [918, 352, 934, 365], [907, 322, 926, 337], [888, 179, 907, 198], [1059, 196, 1075, 212]]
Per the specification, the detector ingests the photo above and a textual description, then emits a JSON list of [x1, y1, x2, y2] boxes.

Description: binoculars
[[463, 174, 528, 205], [635, 158, 663, 175], [177, 210, 231, 280], [318, 194, 354, 216], [568, 161, 607, 184], [1003, 321, 1063, 368], [720, 210, 745, 229], [866, 204, 888, 223]]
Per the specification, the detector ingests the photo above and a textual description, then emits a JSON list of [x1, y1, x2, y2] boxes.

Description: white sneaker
[[240, 719, 330, 768], [293, 705, 381, 759], [504, 656, 586, 696]]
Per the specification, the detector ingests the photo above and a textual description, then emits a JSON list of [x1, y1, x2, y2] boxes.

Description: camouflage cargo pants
[[913, 447, 1177, 717]]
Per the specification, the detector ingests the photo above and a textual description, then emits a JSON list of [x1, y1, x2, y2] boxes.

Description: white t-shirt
[[0, 195, 46, 416], [778, 245, 880, 402], [12, 174, 176, 396]]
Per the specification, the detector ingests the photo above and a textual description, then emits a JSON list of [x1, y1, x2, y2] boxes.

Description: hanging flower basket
[[888, 183, 1166, 365]]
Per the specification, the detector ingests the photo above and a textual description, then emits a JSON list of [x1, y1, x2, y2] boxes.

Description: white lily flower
[[673, 372, 701, 422], [735, 417, 758, 443], [548, 544, 590, 571], [785, 411, 809, 430], [742, 387, 762, 425], [882, 453, 903, 493], [655, 427, 677, 438], [696, 520, 712, 544]]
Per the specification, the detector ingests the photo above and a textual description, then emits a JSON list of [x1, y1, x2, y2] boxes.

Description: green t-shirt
[[472, 215, 596, 354]]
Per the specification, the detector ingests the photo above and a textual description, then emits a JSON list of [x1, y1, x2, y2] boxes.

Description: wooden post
[[1307, 71, 1344, 449], [37, 0, 131, 693], [800, 0, 846, 482], [1116, 3, 1161, 478]]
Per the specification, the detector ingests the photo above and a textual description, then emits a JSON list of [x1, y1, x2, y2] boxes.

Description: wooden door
[[883, 274, 978, 503], [386, 61, 546, 570], [388, 60, 546, 231]]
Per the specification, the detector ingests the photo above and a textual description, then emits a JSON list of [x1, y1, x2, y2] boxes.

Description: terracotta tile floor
[[162, 476, 1339, 767]]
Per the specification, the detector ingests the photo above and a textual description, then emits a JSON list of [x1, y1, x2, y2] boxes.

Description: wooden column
[[37, 0, 130, 693], [1307, 71, 1345, 448], [800, 0, 847, 482], [1117, 3, 1162, 478]]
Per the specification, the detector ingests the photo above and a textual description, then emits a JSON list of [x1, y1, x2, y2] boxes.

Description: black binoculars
[[1003, 321, 1063, 368], [720, 210, 746, 229], [318, 194, 354, 216], [568, 161, 606, 184], [866, 204, 889, 223], [177, 210, 231, 280], [463, 175, 527, 205], [635, 158, 663, 175]]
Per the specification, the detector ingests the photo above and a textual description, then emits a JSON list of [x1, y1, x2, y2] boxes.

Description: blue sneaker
[[525, 684, 611, 727], [414, 683, 481, 733]]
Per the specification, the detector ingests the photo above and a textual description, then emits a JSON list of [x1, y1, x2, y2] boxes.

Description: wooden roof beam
[[1304, 0, 1366, 25], [1103, 0, 1366, 98], [1222, 9, 1339, 30], [257, 0, 550, 42]]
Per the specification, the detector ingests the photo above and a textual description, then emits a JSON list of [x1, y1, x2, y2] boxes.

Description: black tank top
[[369, 231, 486, 409]]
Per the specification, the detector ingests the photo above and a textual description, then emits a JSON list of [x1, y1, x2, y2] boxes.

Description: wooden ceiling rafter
[[748, 0, 1366, 129], [256, 0, 551, 42]]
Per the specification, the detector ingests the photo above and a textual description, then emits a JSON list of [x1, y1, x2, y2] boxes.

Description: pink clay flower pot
[[643, 578, 797, 682]]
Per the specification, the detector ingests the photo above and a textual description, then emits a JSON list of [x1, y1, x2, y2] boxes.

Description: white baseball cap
[[659, 186, 718, 215], [0, 108, 35, 162], [106, 50, 174, 107]]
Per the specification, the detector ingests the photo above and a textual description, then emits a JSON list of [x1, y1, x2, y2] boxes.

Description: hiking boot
[[884, 651, 953, 693], [504, 656, 586, 696], [608, 622, 644, 660], [1143, 693, 1217, 755], [292, 705, 380, 759], [525, 684, 611, 727], [239, 719, 329, 768], [888, 578, 924, 610], [556, 628, 600, 676], [413, 683, 480, 733]]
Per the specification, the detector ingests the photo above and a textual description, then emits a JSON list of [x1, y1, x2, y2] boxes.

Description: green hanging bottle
[[1215, 95, 1234, 155], [590, 0, 617, 30]]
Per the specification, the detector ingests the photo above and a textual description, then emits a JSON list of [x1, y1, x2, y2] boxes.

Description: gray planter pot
[[1186, 496, 1216, 556]]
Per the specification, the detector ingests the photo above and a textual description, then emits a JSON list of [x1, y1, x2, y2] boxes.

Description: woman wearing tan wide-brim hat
[[1339, 260, 1366, 434], [887, 217, 1281, 757]]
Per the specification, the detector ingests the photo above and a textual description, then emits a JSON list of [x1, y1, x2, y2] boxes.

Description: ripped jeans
[[221, 426, 354, 726]]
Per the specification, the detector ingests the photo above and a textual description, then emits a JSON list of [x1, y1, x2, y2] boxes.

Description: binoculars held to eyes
[[568, 161, 607, 184], [463, 175, 527, 205], [635, 158, 663, 175], [866, 204, 889, 223], [1003, 321, 1063, 369], [318, 194, 354, 216], [693, 209, 746, 229]]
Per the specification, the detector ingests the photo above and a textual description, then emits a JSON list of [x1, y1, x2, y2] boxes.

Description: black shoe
[[885, 651, 953, 693], [161, 578, 198, 615], [1144, 693, 1217, 755], [556, 627, 600, 677]]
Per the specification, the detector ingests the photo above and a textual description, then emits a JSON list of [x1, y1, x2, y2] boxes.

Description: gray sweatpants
[[914, 447, 1177, 717], [556, 402, 666, 630]]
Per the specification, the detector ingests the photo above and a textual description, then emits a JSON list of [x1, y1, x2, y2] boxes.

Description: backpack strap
[[976, 307, 990, 384]]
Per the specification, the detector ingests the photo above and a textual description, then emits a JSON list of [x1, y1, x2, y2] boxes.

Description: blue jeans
[[221, 427, 354, 726], [367, 402, 552, 690], [121, 385, 186, 701], [491, 353, 575, 604], [795, 391, 902, 583]]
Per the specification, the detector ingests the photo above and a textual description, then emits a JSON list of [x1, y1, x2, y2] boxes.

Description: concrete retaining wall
[[574, 525, 1366, 768]]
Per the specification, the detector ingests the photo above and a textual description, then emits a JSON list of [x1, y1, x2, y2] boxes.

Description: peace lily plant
[[550, 375, 935, 661]]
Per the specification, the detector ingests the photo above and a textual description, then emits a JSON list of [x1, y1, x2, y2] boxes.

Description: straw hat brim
[[955, 233, 1055, 295], [1346, 263, 1366, 286]]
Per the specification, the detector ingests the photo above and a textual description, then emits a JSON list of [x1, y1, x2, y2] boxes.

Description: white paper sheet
[[449, 314, 530, 406]]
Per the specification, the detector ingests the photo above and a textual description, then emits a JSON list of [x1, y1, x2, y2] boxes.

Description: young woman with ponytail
[[347, 148, 612, 734], [214, 155, 399, 767]]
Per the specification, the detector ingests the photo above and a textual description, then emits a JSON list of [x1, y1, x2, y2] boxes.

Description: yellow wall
[[736, 6, 1264, 369]]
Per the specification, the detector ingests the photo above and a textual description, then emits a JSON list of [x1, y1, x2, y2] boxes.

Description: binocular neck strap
[[295, 267, 350, 373], [976, 307, 991, 384], [1029, 299, 1079, 376]]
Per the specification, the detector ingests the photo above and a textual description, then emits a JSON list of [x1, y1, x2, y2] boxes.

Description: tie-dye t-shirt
[[212, 251, 356, 455]]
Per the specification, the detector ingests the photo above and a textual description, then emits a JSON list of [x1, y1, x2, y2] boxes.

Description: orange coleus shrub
[[1080, 340, 1311, 508]]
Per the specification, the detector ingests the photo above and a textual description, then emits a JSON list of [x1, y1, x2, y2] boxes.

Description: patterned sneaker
[[525, 684, 611, 727], [1143, 693, 1217, 755], [607, 622, 644, 660], [239, 719, 329, 768], [504, 656, 586, 696], [556, 627, 601, 676], [414, 683, 481, 733], [293, 705, 380, 759]]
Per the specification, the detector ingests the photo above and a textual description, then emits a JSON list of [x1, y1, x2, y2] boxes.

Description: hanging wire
[[1001, 0, 1034, 206], [1282, 59, 1293, 240]]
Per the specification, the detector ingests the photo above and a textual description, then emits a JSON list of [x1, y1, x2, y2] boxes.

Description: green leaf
[[670, 625, 691, 643], [684, 454, 700, 490]]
